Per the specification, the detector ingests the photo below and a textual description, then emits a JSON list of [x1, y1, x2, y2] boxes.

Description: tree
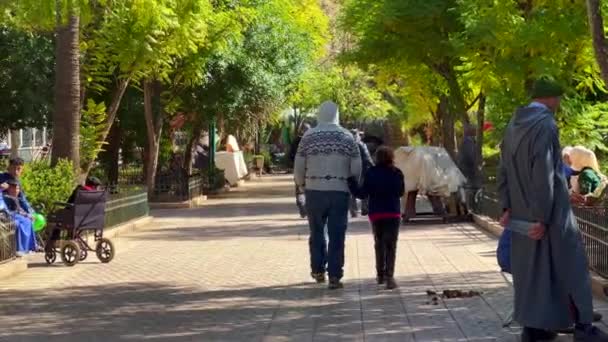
[[340, 0, 475, 156], [0, 25, 54, 131], [586, 0, 608, 87], [5, 0, 90, 171], [52, 2, 81, 170], [176, 0, 329, 167]]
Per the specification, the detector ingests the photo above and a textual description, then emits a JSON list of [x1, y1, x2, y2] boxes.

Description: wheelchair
[[43, 190, 115, 267]]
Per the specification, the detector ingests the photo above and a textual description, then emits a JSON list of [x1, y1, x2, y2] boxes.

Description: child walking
[[348, 146, 405, 289]]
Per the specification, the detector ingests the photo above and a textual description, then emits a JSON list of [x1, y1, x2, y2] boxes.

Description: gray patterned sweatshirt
[[294, 101, 362, 193]]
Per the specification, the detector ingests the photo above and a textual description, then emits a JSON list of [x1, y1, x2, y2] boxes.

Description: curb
[[0, 215, 152, 281], [472, 213, 608, 300], [103, 215, 153, 240], [149, 196, 207, 210]]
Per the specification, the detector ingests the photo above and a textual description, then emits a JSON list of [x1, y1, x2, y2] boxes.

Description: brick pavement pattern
[[1, 175, 608, 342]]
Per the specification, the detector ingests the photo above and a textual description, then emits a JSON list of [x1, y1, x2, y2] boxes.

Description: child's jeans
[[372, 218, 400, 278]]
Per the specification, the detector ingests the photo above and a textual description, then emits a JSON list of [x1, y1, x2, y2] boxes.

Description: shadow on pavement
[[0, 271, 516, 341]]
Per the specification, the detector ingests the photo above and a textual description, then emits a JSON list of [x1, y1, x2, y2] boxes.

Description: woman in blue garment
[[2, 178, 36, 256]]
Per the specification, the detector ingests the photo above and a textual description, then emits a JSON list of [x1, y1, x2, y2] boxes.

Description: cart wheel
[[61, 241, 80, 267], [79, 248, 88, 261], [96, 238, 114, 263], [44, 250, 56, 264]]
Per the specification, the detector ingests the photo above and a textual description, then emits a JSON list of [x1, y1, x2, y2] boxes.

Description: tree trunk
[[586, 0, 608, 86], [9, 130, 19, 158], [51, 6, 81, 173], [82, 78, 130, 175], [184, 124, 203, 175], [435, 62, 469, 125], [143, 80, 163, 198], [438, 96, 456, 159]]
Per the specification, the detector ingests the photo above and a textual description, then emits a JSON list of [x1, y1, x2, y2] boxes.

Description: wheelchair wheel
[[96, 238, 114, 263], [44, 250, 56, 264], [61, 241, 80, 267], [79, 248, 88, 261]]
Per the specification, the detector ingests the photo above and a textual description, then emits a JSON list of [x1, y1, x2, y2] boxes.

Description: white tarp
[[215, 151, 248, 186], [394, 146, 466, 197]]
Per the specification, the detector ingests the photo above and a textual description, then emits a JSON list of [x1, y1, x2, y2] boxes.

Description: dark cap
[[530, 78, 564, 99], [9, 158, 24, 166], [6, 177, 19, 186]]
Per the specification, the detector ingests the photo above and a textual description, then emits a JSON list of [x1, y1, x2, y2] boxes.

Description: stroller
[[43, 189, 114, 267]]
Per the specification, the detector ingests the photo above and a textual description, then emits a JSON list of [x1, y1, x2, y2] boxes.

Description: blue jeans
[[305, 190, 349, 279]]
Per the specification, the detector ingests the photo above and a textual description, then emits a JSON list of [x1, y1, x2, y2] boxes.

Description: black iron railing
[[151, 172, 205, 203], [0, 214, 16, 263], [105, 188, 149, 228], [475, 188, 608, 278]]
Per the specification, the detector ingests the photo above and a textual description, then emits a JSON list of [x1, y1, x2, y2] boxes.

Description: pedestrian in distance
[[294, 101, 362, 290], [348, 146, 404, 290]]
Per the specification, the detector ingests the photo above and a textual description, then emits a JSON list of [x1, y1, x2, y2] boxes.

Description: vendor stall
[[215, 151, 248, 186], [394, 146, 468, 223]]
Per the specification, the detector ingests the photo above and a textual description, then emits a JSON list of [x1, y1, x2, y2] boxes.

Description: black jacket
[[348, 165, 405, 215]]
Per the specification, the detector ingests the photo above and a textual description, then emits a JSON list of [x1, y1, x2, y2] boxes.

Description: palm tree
[[50, 1, 80, 173]]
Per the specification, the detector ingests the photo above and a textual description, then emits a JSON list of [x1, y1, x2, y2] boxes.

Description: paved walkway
[[1, 175, 607, 341]]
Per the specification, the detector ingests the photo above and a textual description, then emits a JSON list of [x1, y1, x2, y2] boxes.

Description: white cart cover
[[215, 151, 248, 186], [394, 146, 466, 197]]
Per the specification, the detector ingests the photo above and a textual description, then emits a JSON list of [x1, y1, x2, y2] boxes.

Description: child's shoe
[[385, 277, 398, 290]]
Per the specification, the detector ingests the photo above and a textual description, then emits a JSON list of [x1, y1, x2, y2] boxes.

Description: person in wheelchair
[[2, 178, 36, 256], [67, 176, 102, 204], [46, 177, 103, 252]]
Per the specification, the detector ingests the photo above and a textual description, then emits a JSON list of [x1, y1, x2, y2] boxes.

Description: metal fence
[[105, 188, 149, 228], [475, 188, 608, 278], [151, 171, 205, 203], [0, 216, 15, 263]]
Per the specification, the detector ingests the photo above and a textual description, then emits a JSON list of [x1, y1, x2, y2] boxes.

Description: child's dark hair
[[375, 146, 394, 166]]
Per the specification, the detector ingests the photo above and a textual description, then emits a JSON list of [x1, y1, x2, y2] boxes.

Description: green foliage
[[20, 160, 76, 215], [0, 25, 54, 130], [181, 0, 329, 140], [80, 99, 108, 170], [559, 97, 608, 152], [341, 0, 608, 160]]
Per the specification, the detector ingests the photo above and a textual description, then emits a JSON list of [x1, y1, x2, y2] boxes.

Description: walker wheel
[[79, 248, 88, 261], [60, 241, 80, 267], [96, 238, 114, 263], [44, 250, 56, 264]]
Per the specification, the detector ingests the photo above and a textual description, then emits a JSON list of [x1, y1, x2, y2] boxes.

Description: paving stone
[[0, 175, 605, 341]]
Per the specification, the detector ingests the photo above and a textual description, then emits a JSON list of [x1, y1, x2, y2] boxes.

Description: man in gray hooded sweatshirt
[[499, 78, 608, 341], [295, 101, 362, 290]]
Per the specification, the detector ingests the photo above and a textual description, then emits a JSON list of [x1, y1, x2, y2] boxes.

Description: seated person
[[2, 178, 36, 256], [0, 158, 34, 214], [67, 176, 102, 203], [569, 146, 606, 205], [47, 177, 103, 251]]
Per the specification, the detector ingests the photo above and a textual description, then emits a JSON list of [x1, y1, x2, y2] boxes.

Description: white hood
[[317, 101, 339, 125]]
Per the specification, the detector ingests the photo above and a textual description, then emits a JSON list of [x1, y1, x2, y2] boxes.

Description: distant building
[[0, 128, 50, 161]]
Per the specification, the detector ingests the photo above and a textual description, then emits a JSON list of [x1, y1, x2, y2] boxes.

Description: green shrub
[[20, 159, 76, 215]]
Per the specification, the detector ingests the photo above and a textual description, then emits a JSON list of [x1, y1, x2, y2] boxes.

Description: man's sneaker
[[594, 311, 603, 322], [311, 272, 326, 284], [521, 327, 557, 342], [376, 275, 385, 285], [574, 324, 608, 342], [328, 278, 343, 290], [385, 277, 398, 290]]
